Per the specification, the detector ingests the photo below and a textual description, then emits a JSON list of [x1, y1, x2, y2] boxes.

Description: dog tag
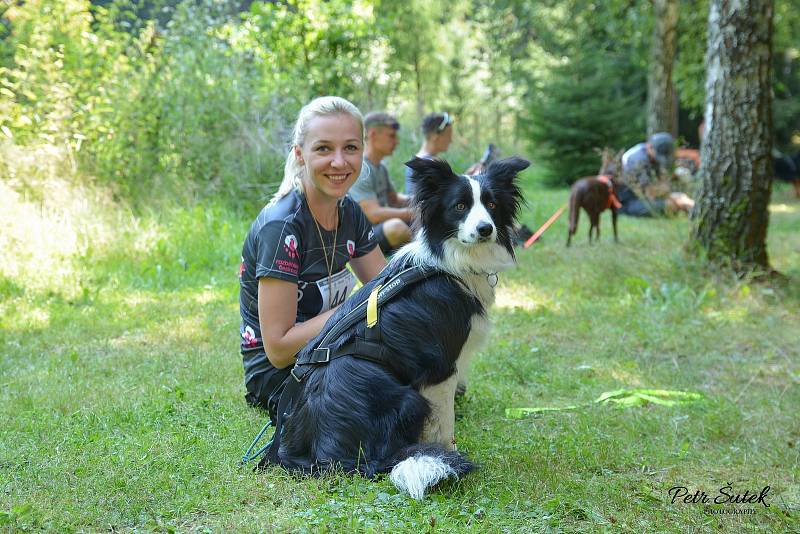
[[487, 273, 498, 287]]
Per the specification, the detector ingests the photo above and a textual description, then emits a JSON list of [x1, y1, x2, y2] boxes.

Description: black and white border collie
[[275, 156, 528, 499]]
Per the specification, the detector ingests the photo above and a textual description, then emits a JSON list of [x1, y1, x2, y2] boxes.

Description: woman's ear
[[294, 145, 304, 166]]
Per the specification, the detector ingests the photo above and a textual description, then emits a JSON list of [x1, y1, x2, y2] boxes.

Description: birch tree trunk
[[691, 0, 774, 270], [646, 0, 679, 137]]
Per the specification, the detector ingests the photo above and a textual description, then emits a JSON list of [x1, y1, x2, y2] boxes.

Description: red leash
[[523, 204, 567, 249]]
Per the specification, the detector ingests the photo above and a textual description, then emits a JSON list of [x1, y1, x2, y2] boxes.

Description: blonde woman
[[238, 97, 386, 421]]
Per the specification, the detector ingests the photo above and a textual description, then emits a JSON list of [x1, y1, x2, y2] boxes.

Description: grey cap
[[648, 132, 675, 167]]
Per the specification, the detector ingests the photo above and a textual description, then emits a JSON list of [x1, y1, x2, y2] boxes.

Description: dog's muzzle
[[476, 222, 495, 242]]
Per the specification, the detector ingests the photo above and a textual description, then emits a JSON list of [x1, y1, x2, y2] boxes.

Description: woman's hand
[[258, 247, 385, 369]]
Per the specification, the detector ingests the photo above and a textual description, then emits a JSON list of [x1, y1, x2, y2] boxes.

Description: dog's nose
[[477, 222, 494, 237]]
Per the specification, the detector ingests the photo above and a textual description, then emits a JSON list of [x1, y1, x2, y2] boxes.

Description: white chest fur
[[420, 307, 493, 449], [456, 312, 491, 379]]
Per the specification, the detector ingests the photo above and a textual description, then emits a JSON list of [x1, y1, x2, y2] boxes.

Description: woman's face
[[296, 113, 363, 202]]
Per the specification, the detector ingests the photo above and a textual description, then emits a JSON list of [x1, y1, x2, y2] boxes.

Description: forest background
[[2, 0, 798, 207]]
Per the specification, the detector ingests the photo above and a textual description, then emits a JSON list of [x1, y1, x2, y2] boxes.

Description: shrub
[[523, 50, 646, 187]]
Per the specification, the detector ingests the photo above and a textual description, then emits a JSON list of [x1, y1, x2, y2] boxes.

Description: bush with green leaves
[[0, 0, 119, 147], [83, 0, 290, 205], [0, 0, 289, 207]]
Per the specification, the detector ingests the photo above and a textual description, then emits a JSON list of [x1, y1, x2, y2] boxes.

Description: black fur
[[277, 269, 482, 476], [271, 156, 528, 495]]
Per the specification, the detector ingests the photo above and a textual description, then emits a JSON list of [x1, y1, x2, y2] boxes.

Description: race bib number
[[316, 268, 357, 312]]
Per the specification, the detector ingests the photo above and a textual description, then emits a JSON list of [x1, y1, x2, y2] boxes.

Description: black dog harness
[[256, 264, 437, 468]]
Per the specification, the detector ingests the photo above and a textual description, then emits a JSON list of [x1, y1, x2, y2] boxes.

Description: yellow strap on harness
[[366, 284, 383, 328]]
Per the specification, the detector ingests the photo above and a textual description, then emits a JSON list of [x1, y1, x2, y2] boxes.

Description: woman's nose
[[331, 149, 347, 167]]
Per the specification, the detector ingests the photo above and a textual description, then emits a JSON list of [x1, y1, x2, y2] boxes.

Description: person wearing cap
[[617, 132, 694, 216], [348, 112, 414, 254], [404, 112, 454, 196]]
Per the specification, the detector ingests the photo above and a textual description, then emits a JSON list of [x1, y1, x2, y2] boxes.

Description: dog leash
[[241, 420, 274, 465], [523, 203, 567, 248]]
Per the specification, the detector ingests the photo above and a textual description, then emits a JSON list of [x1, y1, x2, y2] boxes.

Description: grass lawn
[[1, 173, 799, 532]]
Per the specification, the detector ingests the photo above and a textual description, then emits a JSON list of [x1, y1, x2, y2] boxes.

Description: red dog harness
[[597, 175, 622, 210]]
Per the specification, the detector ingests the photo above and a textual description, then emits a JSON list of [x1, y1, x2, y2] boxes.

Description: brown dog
[[566, 175, 621, 246]]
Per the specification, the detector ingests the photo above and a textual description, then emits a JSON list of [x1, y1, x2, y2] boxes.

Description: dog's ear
[[484, 156, 530, 185], [483, 157, 527, 224], [406, 157, 460, 195]]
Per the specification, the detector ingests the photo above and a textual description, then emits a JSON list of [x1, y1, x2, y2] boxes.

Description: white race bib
[[316, 268, 357, 312]]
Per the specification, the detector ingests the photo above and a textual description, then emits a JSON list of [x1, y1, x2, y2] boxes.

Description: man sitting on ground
[[349, 112, 414, 254], [617, 132, 695, 216]]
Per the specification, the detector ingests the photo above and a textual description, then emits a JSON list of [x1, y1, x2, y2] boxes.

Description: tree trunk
[[691, 0, 774, 270], [647, 0, 679, 137]]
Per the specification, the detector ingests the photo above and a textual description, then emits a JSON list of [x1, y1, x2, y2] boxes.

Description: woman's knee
[[383, 218, 412, 246]]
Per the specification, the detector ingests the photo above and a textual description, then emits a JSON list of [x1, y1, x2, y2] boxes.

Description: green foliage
[[0, 0, 112, 146], [243, 0, 385, 107], [773, 1, 800, 150], [1, 0, 799, 199], [673, 0, 708, 119], [526, 49, 646, 185], [378, 0, 445, 114], [501, 0, 651, 185], [85, 1, 287, 204]]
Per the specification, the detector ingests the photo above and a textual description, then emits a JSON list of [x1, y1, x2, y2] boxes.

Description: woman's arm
[[349, 246, 387, 284], [258, 278, 336, 369]]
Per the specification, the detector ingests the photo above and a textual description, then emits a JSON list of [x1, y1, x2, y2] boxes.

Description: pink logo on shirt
[[347, 240, 355, 257], [242, 326, 258, 347], [284, 234, 299, 259]]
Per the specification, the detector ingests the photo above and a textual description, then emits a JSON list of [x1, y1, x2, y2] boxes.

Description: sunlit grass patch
[[769, 202, 797, 214], [494, 281, 561, 312], [0, 144, 125, 292]]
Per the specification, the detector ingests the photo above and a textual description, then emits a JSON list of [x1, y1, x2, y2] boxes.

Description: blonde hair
[[269, 96, 364, 205]]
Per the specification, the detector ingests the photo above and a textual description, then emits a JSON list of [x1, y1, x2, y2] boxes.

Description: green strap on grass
[[505, 388, 704, 419]]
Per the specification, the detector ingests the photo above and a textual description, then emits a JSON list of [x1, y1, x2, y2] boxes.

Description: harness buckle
[[290, 367, 303, 382], [312, 346, 331, 363]]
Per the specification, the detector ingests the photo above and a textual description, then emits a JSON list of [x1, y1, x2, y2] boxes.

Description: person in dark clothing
[[238, 96, 386, 422], [773, 150, 800, 198]]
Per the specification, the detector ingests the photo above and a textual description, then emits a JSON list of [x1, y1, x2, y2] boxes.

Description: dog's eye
[[487, 201, 496, 210], [455, 203, 466, 211]]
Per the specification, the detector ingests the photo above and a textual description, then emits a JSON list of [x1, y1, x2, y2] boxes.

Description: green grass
[[1, 173, 799, 532]]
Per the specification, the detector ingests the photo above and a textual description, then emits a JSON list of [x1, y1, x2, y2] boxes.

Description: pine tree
[[525, 50, 646, 186]]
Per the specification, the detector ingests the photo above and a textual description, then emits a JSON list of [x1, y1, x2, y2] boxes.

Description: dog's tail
[[567, 186, 580, 236], [386, 444, 475, 500]]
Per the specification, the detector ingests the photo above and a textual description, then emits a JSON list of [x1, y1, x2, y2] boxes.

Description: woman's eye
[[345, 144, 360, 152], [487, 201, 496, 210], [456, 203, 466, 211], [315, 146, 330, 153]]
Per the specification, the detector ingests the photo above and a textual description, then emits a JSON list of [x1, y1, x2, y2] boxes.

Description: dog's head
[[406, 156, 528, 273], [598, 148, 624, 184]]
